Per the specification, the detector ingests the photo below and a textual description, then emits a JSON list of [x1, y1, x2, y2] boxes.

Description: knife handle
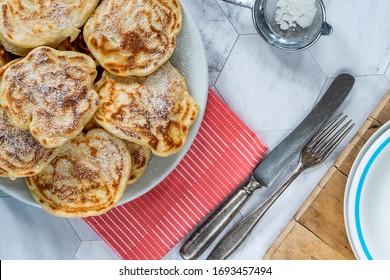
[[207, 165, 303, 260], [179, 176, 261, 260]]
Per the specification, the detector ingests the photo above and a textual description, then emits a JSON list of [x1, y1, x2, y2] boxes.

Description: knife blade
[[179, 73, 355, 260]]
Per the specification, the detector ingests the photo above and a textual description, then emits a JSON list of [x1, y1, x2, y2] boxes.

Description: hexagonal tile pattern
[[210, 85, 228, 104], [310, 0, 390, 77], [216, 0, 257, 35], [74, 241, 120, 260], [67, 218, 101, 241], [2, 0, 390, 261], [180, 0, 238, 85], [0, 197, 80, 259], [215, 34, 327, 133]]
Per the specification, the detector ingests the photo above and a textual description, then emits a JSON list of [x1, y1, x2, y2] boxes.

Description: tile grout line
[[239, 33, 265, 37], [66, 218, 83, 242], [308, 49, 328, 78], [312, 77, 331, 109], [214, 0, 240, 36], [212, 86, 228, 104], [327, 73, 388, 79], [213, 1, 259, 37], [211, 0, 240, 87], [385, 62, 390, 73], [72, 241, 82, 260], [213, 34, 240, 86], [351, 73, 388, 78], [384, 63, 390, 83], [66, 218, 83, 259]]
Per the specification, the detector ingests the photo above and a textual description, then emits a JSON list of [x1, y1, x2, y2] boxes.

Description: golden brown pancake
[[57, 32, 92, 57], [0, 0, 99, 56], [0, 42, 13, 68], [0, 47, 99, 148], [26, 128, 131, 218], [57, 33, 104, 82], [83, 116, 102, 132], [94, 62, 199, 157], [81, 119, 150, 184], [0, 57, 20, 77], [0, 107, 61, 179], [126, 142, 151, 184], [83, 0, 182, 76]]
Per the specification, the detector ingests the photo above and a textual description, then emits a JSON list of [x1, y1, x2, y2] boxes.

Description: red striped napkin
[[84, 89, 267, 260]]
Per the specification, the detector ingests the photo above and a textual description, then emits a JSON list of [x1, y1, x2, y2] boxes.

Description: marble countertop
[[1, 0, 390, 260]]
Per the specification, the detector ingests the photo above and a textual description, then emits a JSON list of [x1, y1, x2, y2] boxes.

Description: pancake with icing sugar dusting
[[0, 46, 99, 148], [94, 61, 199, 157], [56, 32, 93, 58], [0, 107, 61, 179], [26, 128, 131, 218], [126, 142, 151, 184], [0, 0, 99, 56], [56, 32, 104, 82], [0, 42, 13, 68], [81, 119, 151, 184], [83, 0, 182, 76]]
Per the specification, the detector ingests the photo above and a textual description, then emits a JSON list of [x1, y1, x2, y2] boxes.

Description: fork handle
[[179, 176, 261, 260], [207, 163, 304, 260]]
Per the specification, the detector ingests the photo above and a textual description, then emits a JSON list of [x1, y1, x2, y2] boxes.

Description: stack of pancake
[[0, 0, 199, 218]]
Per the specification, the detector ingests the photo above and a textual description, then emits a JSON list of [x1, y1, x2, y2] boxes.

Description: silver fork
[[207, 113, 355, 260]]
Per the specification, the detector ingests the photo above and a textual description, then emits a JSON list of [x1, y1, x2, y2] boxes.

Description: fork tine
[[308, 113, 344, 150], [319, 122, 354, 160], [316, 119, 352, 155]]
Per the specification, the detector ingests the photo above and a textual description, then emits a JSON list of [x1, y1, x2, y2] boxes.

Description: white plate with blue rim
[[344, 120, 390, 259]]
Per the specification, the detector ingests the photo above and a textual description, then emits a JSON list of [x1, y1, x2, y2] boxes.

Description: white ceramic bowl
[[0, 2, 209, 207]]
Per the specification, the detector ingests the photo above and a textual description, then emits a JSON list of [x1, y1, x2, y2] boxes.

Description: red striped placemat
[[84, 89, 267, 260]]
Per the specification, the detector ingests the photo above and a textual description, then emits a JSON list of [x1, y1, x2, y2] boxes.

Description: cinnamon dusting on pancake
[[83, 0, 182, 76], [0, 47, 99, 148], [26, 129, 131, 218], [0, 107, 60, 178], [94, 62, 198, 157]]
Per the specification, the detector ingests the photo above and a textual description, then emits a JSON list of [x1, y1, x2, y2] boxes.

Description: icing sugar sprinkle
[[275, 0, 317, 31]]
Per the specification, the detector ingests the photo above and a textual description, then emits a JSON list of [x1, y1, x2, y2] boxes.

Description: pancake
[[0, 107, 61, 179], [0, 46, 99, 148], [57, 33, 104, 82], [83, 116, 102, 132], [57, 32, 92, 57], [81, 119, 150, 184], [0, 58, 20, 77], [94, 61, 199, 157], [0, 42, 13, 68], [0, 0, 99, 56], [126, 142, 151, 184], [83, 0, 182, 76], [25, 128, 131, 218]]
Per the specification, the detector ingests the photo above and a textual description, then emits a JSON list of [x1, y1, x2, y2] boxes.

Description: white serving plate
[[344, 121, 390, 259], [0, 1, 209, 207]]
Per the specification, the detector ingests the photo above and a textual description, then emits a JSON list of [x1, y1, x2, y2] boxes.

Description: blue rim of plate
[[344, 121, 390, 260], [354, 136, 390, 260]]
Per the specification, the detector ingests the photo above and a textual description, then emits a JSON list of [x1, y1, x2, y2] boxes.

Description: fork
[[207, 113, 354, 260]]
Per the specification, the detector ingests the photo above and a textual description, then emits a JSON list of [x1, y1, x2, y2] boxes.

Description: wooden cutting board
[[263, 90, 390, 260]]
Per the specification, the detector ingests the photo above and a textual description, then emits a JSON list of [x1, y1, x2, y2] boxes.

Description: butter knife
[[179, 74, 355, 260]]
